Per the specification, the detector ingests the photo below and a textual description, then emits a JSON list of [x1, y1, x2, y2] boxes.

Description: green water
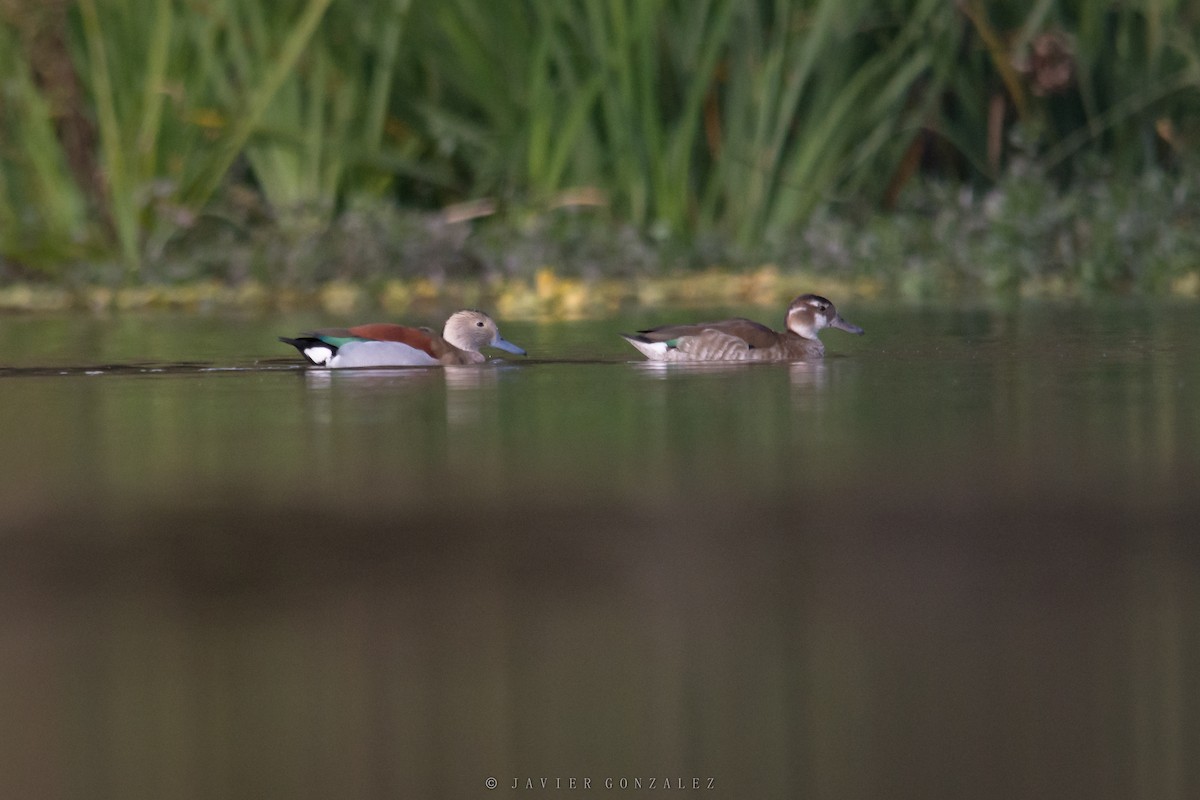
[[2, 302, 1198, 799]]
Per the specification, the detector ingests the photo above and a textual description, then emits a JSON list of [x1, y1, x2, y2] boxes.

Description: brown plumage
[[622, 294, 863, 362]]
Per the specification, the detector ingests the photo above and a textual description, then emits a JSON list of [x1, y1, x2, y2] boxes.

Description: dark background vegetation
[[2, 0, 1200, 295]]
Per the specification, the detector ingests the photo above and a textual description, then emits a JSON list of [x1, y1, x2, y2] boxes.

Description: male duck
[[279, 309, 526, 367], [621, 294, 863, 362]]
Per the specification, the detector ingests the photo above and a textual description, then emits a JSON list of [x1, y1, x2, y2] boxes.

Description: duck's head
[[443, 309, 527, 356], [785, 294, 864, 341]]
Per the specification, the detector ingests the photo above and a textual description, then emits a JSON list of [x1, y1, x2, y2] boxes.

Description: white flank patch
[[304, 346, 335, 365], [622, 336, 671, 361]]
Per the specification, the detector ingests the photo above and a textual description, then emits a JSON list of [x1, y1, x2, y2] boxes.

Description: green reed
[[181, 0, 337, 213], [703, 0, 948, 243], [1, 0, 1199, 283], [0, 6, 92, 269]]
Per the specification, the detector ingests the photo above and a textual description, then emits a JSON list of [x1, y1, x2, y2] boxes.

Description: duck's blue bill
[[832, 315, 865, 335], [492, 337, 528, 356]]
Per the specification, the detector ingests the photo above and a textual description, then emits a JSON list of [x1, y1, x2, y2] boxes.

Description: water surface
[[1, 302, 1198, 799]]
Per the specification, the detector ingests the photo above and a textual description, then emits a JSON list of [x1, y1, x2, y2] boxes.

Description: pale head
[[785, 294, 864, 340], [442, 309, 527, 357]]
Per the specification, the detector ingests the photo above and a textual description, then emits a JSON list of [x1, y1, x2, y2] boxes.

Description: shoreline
[[3, 266, 1198, 318]]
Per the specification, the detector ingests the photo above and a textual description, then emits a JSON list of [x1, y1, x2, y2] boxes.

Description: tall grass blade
[[182, 0, 335, 208], [78, 0, 140, 275]]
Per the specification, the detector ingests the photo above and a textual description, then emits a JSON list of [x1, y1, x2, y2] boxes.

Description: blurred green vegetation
[[1, 0, 1200, 295]]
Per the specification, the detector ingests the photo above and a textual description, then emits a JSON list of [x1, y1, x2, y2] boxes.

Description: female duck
[[280, 309, 526, 367], [621, 294, 863, 362]]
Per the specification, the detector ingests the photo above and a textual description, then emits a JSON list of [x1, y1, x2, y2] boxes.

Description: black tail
[[278, 336, 338, 366]]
